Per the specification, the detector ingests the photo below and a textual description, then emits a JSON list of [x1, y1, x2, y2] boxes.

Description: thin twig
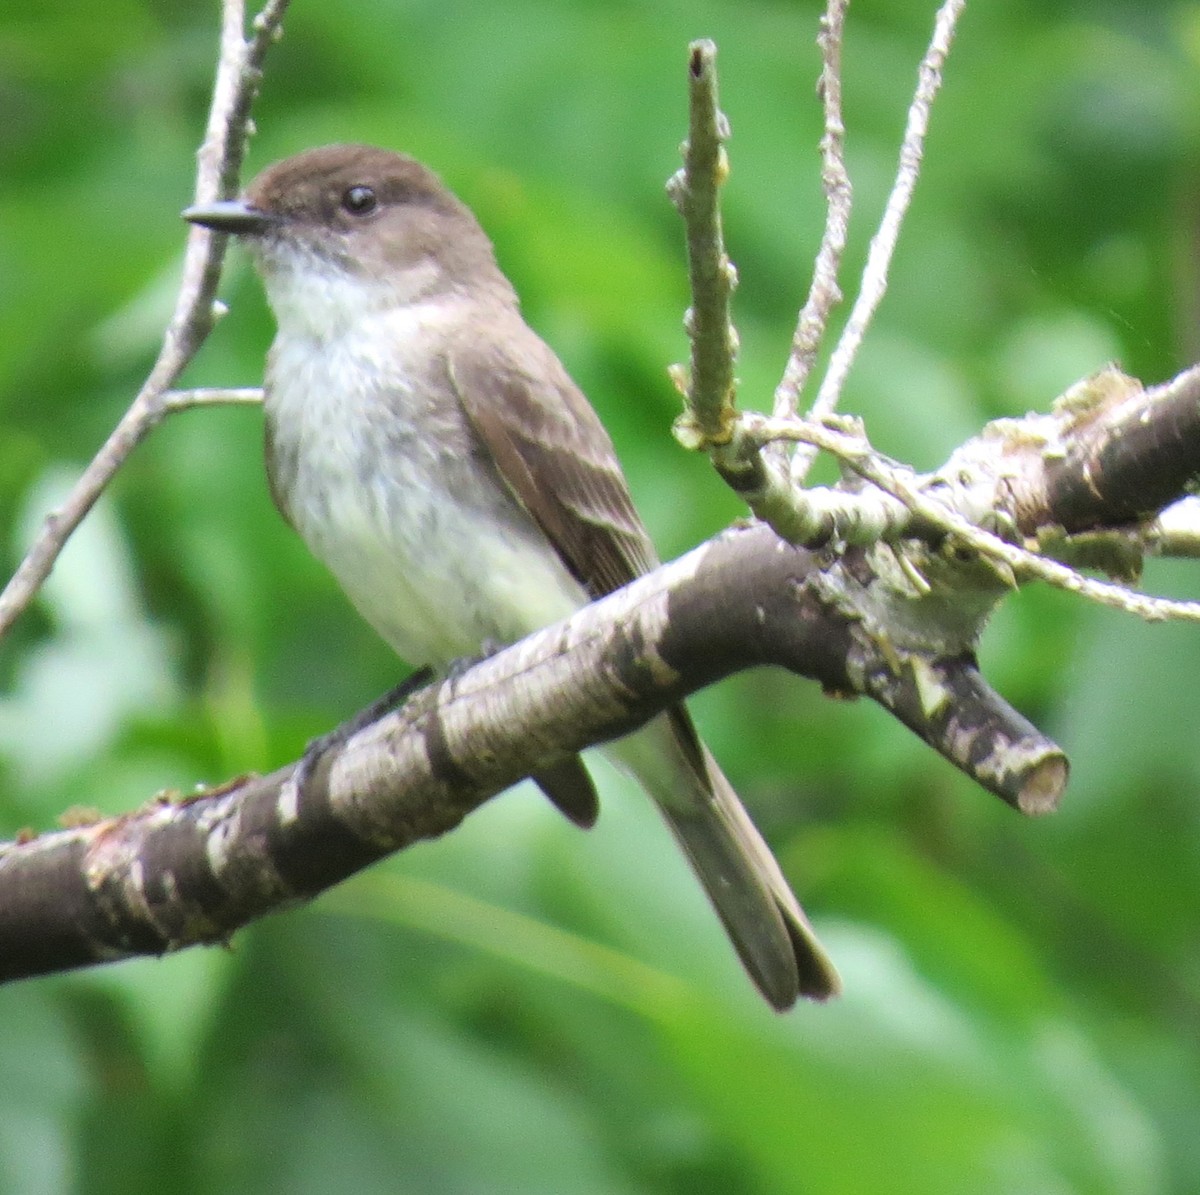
[[772, 0, 852, 428], [792, 0, 966, 485], [0, 0, 289, 641], [162, 387, 264, 412], [666, 40, 740, 449]]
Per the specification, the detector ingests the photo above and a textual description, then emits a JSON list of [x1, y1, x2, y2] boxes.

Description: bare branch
[[792, 0, 966, 484], [0, 0, 288, 642], [772, 0, 852, 427], [664, 41, 806, 525], [0, 525, 1065, 984], [666, 40, 740, 452], [162, 387, 264, 412], [664, 7, 967, 537], [1011, 365, 1200, 536], [678, 366, 1200, 609], [778, 434, 1200, 622]]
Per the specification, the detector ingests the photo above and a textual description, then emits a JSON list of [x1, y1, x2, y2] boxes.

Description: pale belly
[[264, 317, 587, 668], [303, 466, 587, 666]]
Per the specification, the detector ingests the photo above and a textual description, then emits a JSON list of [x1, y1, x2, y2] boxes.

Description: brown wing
[[450, 324, 840, 1004], [448, 328, 657, 599]]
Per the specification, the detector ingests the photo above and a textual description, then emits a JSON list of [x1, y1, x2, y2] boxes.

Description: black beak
[[182, 199, 273, 235]]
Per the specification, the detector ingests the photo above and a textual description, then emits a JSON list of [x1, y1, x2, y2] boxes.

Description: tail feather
[[696, 743, 841, 1003], [609, 711, 841, 1010]]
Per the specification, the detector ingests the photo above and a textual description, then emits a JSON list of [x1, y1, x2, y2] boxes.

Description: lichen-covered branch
[[666, 39, 740, 451], [747, 384, 1200, 625], [1010, 364, 1200, 536], [0, 525, 1062, 983]]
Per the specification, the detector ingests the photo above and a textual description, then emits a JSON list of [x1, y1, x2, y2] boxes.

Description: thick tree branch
[[0, 524, 1062, 983], [1006, 364, 1200, 536]]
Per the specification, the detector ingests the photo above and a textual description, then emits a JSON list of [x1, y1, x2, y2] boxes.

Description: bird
[[183, 143, 839, 1009]]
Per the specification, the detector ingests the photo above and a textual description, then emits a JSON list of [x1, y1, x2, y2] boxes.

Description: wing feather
[[448, 329, 656, 598]]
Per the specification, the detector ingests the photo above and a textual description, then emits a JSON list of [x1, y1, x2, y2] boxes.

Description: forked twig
[[747, 411, 1200, 624], [0, 0, 288, 641], [791, 0, 966, 484]]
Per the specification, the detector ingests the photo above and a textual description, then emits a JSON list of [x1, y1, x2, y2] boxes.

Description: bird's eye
[[341, 185, 378, 216]]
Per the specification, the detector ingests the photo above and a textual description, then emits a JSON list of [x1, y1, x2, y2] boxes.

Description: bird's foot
[[444, 639, 503, 684], [288, 667, 436, 801]]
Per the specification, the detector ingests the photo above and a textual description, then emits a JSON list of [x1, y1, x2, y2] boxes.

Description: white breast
[[263, 286, 586, 667]]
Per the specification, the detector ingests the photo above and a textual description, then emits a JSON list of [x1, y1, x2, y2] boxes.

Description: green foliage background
[[3, 1, 1200, 1191]]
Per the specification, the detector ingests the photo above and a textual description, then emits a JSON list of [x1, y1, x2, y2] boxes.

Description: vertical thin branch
[[666, 40, 741, 449], [792, 0, 966, 485], [0, 0, 290, 641], [773, 0, 852, 426]]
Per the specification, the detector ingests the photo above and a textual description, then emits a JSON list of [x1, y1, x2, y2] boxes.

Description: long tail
[[608, 709, 841, 1010]]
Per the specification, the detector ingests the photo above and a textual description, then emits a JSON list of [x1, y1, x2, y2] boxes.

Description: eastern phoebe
[[183, 144, 838, 1009]]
